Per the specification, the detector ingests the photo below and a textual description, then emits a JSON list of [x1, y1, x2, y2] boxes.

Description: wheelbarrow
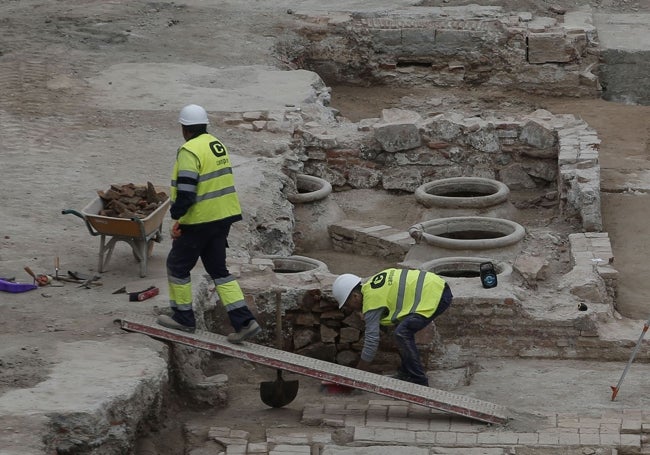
[[63, 190, 170, 278]]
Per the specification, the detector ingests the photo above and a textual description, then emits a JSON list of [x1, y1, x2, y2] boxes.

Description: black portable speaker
[[479, 261, 498, 289]]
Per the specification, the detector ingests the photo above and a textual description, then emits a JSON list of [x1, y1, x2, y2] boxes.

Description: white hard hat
[[332, 273, 362, 308], [178, 104, 209, 126]]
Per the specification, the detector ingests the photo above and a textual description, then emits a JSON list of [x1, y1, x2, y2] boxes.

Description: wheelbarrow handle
[[62, 209, 100, 237], [61, 209, 84, 219]]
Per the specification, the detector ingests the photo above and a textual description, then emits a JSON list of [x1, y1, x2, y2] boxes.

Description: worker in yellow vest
[[332, 268, 453, 386], [157, 104, 261, 343]]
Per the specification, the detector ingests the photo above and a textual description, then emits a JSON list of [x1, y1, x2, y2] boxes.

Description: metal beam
[[118, 314, 510, 425]]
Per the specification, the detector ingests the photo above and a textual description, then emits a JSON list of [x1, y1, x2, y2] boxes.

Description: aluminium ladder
[[118, 314, 510, 425]]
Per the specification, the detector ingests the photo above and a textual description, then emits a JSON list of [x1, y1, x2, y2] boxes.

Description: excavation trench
[[128, 14, 629, 449], [150, 74, 621, 451]]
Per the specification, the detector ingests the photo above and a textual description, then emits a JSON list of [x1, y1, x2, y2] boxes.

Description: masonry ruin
[[21, 5, 649, 454], [166, 6, 639, 393]]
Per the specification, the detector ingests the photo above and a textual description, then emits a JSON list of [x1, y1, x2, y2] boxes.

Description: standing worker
[[157, 104, 261, 344], [332, 268, 453, 386]]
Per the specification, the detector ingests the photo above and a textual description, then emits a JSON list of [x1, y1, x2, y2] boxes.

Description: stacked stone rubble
[[280, 7, 601, 97], [294, 107, 600, 232]]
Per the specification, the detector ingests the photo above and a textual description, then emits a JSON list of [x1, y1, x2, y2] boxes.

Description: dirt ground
[[1, 0, 649, 453]]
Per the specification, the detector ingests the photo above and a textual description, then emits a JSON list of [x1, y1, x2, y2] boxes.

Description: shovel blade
[[260, 370, 299, 408]]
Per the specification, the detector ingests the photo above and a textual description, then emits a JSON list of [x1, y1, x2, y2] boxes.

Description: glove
[[169, 221, 181, 239]]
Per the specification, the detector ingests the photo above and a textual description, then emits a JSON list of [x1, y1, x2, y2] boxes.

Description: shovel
[[260, 290, 299, 408]]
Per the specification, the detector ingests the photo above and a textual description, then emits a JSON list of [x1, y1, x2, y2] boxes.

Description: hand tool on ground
[[24, 266, 51, 286], [54, 276, 103, 286], [611, 315, 650, 400], [260, 290, 299, 408], [24, 266, 36, 285], [0, 278, 37, 293], [68, 271, 101, 281], [128, 286, 159, 301], [113, 286, 127, 294], [66, 271, 102, 288], [78, 277, 95, 289], [113, 285, 159, 300]]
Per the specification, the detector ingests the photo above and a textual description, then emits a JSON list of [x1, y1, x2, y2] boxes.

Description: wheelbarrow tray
[[63, 185, 171, 277], [80, 195, 170, 238]]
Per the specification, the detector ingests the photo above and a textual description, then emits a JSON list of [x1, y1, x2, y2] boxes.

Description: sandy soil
[[0, 0, 649, 453]]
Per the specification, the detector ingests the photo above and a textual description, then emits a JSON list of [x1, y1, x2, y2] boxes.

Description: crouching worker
[[332, 268, 453, 386]]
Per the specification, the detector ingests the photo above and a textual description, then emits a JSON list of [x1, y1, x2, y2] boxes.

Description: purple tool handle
[[0, 279, 38, 293]]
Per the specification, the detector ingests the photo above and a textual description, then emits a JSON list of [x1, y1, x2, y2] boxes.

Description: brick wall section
[[283, 7, 601, 97], [569, 232, 618, 302]]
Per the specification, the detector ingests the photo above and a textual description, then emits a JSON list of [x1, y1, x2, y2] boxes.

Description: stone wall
[[297, 108, 602, 232], [279, 7, 601, 97], [193, 244, 641, 376]]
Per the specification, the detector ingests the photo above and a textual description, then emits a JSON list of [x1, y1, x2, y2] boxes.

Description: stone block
[[381, 166, 423, 192], [400, 28, 436, 56], [373, 109, 422, 152], [466, 127, 500, 153], [520, 119, 557, 148], [370, 29, 402, 48], [435, 29, 482, 51], [339, 327, 361, 343], [528, 31, 574, 63]]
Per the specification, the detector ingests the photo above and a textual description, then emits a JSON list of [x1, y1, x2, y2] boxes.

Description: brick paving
[[206, 399, 649, 454]]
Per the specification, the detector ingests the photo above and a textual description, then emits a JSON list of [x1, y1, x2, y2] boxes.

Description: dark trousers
[[167, 221, 254, 330], [394, 284, 453, 386], [167, 222, 231, 279]]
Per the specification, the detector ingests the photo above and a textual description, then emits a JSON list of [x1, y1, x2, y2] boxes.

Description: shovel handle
[[275, 290, 283, 350]]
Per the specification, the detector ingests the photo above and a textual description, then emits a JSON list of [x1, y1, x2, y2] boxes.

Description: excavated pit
[[139, 10, 631, 454], [5, 2, 650, 454], [157, 78, 619, 455], [415, 176, 516, 220]]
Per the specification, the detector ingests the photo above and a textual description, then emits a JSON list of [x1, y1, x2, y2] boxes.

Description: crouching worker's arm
[[356, 309, 382, 371]]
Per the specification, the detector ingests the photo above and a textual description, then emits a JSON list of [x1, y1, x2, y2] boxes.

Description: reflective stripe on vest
[[170, 134, 242, 225]]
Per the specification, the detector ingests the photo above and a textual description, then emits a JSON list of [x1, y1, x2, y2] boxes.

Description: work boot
[[226, 320, 261, 344], [152, 305, 173, 317], [390, 370, 411, 381], [157, 310, 196, 333], [390, 370, 429, 386]]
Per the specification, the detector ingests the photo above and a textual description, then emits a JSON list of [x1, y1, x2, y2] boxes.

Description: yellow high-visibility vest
[[170, 134, 242, 225], [362, 268, 446, 325]]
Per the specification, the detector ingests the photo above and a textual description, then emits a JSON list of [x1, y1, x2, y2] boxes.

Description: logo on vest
[[370, 272, 387, 289]]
